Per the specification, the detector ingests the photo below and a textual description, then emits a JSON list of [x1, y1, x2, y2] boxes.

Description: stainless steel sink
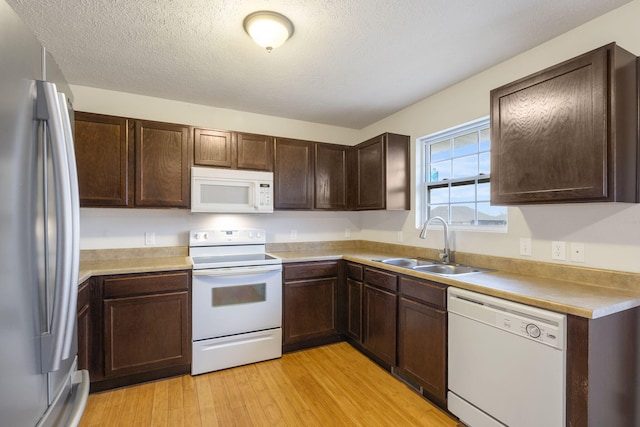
[[374, 257, 489, 277], [412, 263, 485, 276], [375, 258, 437, 269]]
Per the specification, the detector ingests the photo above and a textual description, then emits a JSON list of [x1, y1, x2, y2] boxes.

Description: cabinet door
[[315, 143, 347, 210], [363, 284, 397, 366], [490, 43, 637, 204], [354, 136, 385, 209], [346, 278, 363, 342], [104, 290, 190, 378], [283, 277, 337, 345], [193, 128, 233, 168], [77, 280, 91, 372], [236, 132, 274, 171], [135, 120, 190, 207], [397, 297, 446, 404], [74, 112, 132, 206], [274, 138, 314, 209]]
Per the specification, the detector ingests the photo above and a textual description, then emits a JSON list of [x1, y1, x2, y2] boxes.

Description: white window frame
[[417, 116, 507, 232]]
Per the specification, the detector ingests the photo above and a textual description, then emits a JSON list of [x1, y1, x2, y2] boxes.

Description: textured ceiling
[[6, 0, 632, 129]]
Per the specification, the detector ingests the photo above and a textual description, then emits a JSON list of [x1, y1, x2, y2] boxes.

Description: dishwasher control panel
[[494, 312, 560, 347], [448, 287, 566, 350]]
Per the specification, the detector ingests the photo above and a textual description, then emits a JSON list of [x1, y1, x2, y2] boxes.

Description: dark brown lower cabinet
[[104, 292, 189, 378], [76, 279, 91, 372], [362, 267, 398, 367], [346, 278, 363, 342], [363, 285, 397, 367], [283, 261, 341, 352], [566, 308, 640, 427], [396, 276, 447, 406], [397, 297, 446, 406], [90, 270, 191, 392]]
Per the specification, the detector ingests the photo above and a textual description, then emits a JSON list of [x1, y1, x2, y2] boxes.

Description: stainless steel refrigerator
[[1, 0, 90, 426]]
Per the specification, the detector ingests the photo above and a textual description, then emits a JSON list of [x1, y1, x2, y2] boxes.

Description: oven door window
[[212, 283, 266, 306]]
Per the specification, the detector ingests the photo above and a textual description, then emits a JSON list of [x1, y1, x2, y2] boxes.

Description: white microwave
[[191, 167, 274, 213]]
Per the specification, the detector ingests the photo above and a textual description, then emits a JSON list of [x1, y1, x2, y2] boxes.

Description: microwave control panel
[[257, 183, 272, 209]]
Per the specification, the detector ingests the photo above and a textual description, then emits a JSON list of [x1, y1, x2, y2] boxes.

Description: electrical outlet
[[397, 231, 404, 242], [145, 232, 155, 245], [551, 241, 566, 260], [519, 238, 532, 256], [290, 229, 297, 240], [570, 242, 585, 263], [345, 228, 351, 238]]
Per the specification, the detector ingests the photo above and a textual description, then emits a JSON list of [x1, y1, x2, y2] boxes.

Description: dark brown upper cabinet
[[490, 43, 639, 205], [193, 128, 233, 168], [315, 143, 348, 210], [349, 133, 410, 210], [135, 120, 190, 207], [74, 112, 190, 208], [193, 129, 274, 171], [274, 138, 315, 209], [236, 132, 274, 171], [74, 112, 132, 207]]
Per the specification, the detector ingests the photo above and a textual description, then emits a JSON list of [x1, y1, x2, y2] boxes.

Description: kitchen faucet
[[419, 216, 450, 263]]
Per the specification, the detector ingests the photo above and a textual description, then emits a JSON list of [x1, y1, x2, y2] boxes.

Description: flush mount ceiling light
[[243, 11, 294, 53]]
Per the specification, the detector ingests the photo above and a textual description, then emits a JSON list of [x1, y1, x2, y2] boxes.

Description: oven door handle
[[192, 264, 282, 277]]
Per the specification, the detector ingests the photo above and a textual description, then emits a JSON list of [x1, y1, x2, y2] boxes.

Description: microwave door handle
[[254, 183, 260, 211]]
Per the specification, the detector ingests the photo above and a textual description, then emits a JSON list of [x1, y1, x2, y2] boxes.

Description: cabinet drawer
[[103, 271, 190, 298], [364, 268, 397, 293], [284, 261, 338, 281], [399, 276, 446, 309], [347, 262, 363, 281]]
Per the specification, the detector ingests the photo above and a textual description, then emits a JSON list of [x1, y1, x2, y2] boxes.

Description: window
[[418, 117, 507, 229]]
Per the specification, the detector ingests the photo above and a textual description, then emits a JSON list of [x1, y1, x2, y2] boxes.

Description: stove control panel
[[189, 228, 266, 246]]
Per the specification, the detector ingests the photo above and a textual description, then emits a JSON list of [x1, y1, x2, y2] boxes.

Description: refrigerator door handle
[[36, 80, 74, 372], [66, 370, 90, 427], [58, 92, 80, 360]]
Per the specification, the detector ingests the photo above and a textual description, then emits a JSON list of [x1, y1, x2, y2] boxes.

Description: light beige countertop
[[79, 246, 192, 283], [79, 242, 640, 320], [270, 243, 640, 320], [79, 256, 192, 284]]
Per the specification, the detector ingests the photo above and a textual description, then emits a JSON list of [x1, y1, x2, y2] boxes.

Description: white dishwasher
[[447, 287, 566, 427]]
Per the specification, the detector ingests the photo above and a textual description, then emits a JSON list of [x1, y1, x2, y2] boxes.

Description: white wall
[[70, 86, 361, 145], [76, 0, 640, 273], [80, 208, 361, 249]]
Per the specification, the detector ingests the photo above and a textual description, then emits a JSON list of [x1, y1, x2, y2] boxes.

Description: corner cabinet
[[490, 42, 639, 204], [274, 138, 315, 209], [344, 262, 364, 343], [362, 267, 398, 367], [349, 133, 410, 210], [315, 143, 348, 210], [74, 112, 191, 208]]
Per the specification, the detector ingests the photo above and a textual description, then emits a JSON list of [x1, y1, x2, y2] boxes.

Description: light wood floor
[[79, 342, 459, 426]]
